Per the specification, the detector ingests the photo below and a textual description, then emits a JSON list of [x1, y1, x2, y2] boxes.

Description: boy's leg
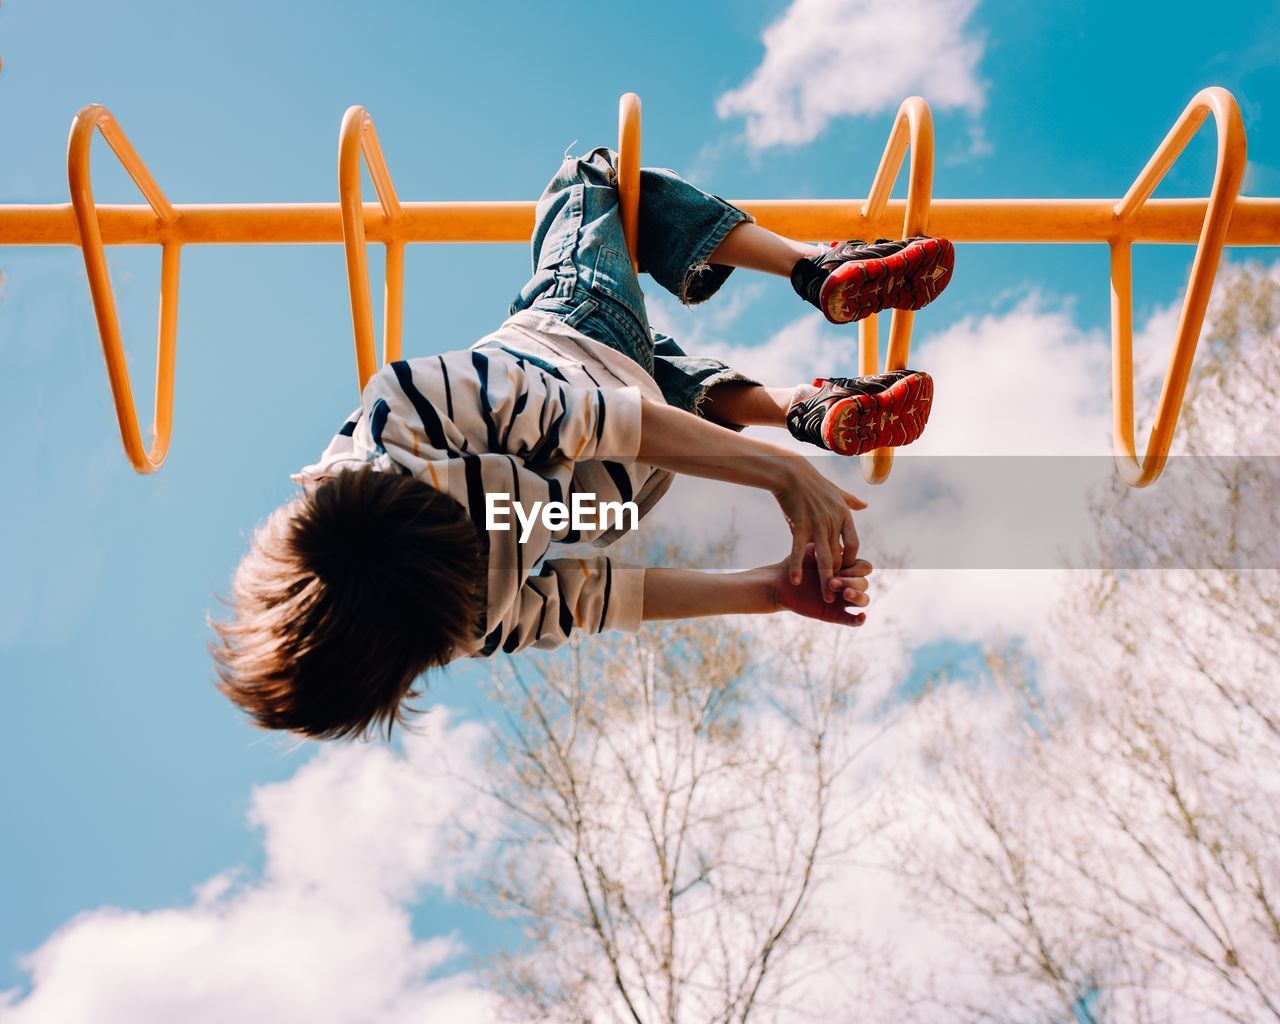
[[699, 381, 795, 427], [510, 148, 661, 374], [643, 207, 940, 451], [700, 370, 934, 456], [634, 162, 947, 454], [641, 176, 945, 453], [687, 220, 941, 448], [632, 164, 757, 305], [707, 222, 822, 277], [511, 149, 940, 454], [636, 169, 954, 325], [510, 147, 929, 334], [510, 147, 768, 413]]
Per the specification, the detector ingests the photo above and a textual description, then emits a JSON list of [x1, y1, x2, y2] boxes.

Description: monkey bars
[[1, 89, 1275, 483]]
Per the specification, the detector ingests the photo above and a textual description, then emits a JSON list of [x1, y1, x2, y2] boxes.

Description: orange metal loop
[[1109, 87, 1246, 487], [339, 106, 404, 394], [856, 97, 936, 484], [617, 93, 641, 269], [42, 90, 1272, 483], [67, 104, 181, 474]]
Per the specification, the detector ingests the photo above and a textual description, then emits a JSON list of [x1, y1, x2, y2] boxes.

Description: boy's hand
[[769, 546, 872, 627], [771, 460, 866, 599], [635, 398, 865, 595]]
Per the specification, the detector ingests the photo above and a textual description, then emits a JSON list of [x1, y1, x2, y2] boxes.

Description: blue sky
[[1, 0, 1278, 1008]]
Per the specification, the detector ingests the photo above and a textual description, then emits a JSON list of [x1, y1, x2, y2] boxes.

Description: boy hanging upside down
[[211, 148, 953, 739]]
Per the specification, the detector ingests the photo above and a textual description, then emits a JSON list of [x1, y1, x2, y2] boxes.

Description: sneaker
[[786, 370, 934, 455], [790, 237, 954, 324]]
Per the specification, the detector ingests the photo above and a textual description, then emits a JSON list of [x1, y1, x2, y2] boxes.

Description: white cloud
[[717, 0, 987, 150], [909, 297, 1112, 456], [694, 313, 848, 397], [645, 281, 768, 355], [0, 713, 499, 1024], [647, 292, 1196, 645], [871, 568, 1069, 645], [662, 292, 1139, 457]]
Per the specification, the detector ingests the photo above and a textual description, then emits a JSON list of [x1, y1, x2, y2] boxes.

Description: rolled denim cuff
[[678, 205, 755, 306]]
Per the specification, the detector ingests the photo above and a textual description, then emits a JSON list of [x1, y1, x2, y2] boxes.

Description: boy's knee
[[556, 146, 619, 190]]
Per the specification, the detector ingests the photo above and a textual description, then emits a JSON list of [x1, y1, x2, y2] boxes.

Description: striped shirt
[[294, 309, 671, 661]]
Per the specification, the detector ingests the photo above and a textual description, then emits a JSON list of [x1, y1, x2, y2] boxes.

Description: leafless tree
[[883, 263, 1280, 1023], [469, 538, 887, 1024]]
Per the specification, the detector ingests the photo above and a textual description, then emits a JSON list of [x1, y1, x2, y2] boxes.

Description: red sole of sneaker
[[819, 238, 955, 325], [822, 371, 934, 455]]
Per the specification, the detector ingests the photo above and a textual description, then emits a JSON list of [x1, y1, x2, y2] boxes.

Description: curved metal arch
[[1109, 86, 1246, 486], [51, 90, 1266, 484], [856, 97, 936, 484], [340, 99, 639, 395], [67, 104, 181, 474], [338, 105, 404, 394], [617, 92, 642, 269]]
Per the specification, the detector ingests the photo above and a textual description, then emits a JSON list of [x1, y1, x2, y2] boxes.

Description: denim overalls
[[509, 147, 761, 415]]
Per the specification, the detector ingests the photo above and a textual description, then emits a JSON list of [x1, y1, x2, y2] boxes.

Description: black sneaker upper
[[785, 370, 920, 449], [789, 238, 923, 309]]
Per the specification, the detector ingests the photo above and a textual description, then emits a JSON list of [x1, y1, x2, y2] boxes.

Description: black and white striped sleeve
[[364, 349, 643, 465], [486, 556, 646, 655]]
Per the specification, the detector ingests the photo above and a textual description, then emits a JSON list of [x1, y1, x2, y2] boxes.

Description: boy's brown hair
[[211, 466, 483, 740]]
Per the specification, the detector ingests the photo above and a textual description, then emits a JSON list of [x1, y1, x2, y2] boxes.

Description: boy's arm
[[481, 556, 647, 656], [637, 397, 866, 599], [642, 551, 873, 628], [481, 549, 873, 658]]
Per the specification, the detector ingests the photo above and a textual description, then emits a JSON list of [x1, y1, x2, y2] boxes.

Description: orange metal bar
[[617, 93, 641, 269], [5, 196, 1278, 248], [1108, 87, 1246, 486], [857, 97, 935, 484], [2, 92, 1273, 478], [66, 104, 181, 474], [339, 106, 404, 393]]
